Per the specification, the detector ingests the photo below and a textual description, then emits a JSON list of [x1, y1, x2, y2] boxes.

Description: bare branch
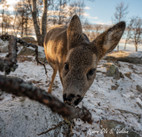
[[16, 36, 47, 75], [124, 18, 135, 50], [112, 2, 128, 51], [113, 2, 128, 23], [131, 17, 142, 51], [0, 34, 47, 75], [0, 75, 93, 124]]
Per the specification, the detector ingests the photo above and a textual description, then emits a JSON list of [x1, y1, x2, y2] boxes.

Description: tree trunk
[[41, 0, 48, 42], [25, 12, 28, 36], [117, 45, 119, 51], [2, 9, 4, 35], [135, 44, 138, 52], [6, 17, 10, 34], [124, 39, 127, 50], [58, 0, 62, 25], [31, 0, 43, 46], [21, 11, 24, 37]]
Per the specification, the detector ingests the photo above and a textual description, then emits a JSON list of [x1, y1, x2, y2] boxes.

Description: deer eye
[[87, 68, 96, 79], [64, 63, 69, 71]]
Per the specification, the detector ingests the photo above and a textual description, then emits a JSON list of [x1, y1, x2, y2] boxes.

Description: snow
[[0, 51, 142, 136]]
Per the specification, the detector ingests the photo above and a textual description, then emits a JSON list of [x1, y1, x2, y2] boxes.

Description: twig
[[37, 121, 65, 136], [16, 37, 47, 75], [0, 75, 93, 124], [38, 119, 74, 136]]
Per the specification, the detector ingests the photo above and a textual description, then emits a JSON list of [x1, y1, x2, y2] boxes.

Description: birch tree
[[112, 2, 128, 51], [132, 17, 142, 51]]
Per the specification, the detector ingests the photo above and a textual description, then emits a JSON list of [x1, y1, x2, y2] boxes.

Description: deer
[[44, 15, 125, 106]]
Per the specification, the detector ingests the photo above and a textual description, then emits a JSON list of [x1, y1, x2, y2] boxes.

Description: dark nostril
[[63, 94, 67, 101], [67, 94, 75, 102], [77, 95, 81, 98], [69, 94, 75, 98], [74, 97, 83, 106]]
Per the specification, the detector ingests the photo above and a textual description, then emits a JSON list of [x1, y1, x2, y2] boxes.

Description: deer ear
[[92, 21, 126, 59], [67, 15, 83, 50]]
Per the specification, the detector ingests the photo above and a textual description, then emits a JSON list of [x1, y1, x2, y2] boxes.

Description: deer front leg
[[48, 68, 57, 93]]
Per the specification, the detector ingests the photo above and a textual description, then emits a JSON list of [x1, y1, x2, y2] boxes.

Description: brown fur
[[44, 15, 125, 105]]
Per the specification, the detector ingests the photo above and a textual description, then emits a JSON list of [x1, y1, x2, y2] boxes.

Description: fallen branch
[[0, 35, 18, 74], [0, 75, 93, 124], [0, 34, 47, 75]]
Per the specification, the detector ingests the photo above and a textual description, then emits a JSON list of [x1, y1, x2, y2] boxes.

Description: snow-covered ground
[[0, 50, 142, 136]]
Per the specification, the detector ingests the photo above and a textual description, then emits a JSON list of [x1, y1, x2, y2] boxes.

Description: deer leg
[[59, 68, 63, 86], [48, 68, 57, 93], [59, 72, 63, 85]]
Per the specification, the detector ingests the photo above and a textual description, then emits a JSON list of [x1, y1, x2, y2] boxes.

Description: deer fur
[[44, 15, 125, 106]]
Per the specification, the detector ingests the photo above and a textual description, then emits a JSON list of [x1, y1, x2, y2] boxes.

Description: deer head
[[62, 15, 125, 106]]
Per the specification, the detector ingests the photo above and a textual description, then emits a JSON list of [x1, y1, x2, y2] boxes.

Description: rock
[[136, 85, 142, 93], [18, 47, 47, 63], [0, 39, 9, 53], [100, 120, 140, 137], [105, 51, 142, 64], [17, 56, 33, 62], [0, 45, 8, 53], [111, 84, 119, 90], [0, 98, 69, 137], [124, 72, 132, 79], [104, 63, 123, 80], [18, 47, 35, 56], [22, 37, 37, 44], [0, 91, 4, 101]]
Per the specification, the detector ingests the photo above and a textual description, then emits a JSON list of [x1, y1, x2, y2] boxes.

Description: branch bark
[[0, 35, 17, 74], [0, 34, 47, 75], [0, 75, 92, 124]]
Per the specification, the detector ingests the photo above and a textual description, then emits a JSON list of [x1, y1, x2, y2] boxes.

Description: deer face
[[62, 46, 98, 105], [62, 15, 125, 106]]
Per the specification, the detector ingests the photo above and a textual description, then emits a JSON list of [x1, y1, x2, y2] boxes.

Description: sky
[[0, 0, 142, 25], [84, 0, 142, 25], [0, 0, 19, 13]]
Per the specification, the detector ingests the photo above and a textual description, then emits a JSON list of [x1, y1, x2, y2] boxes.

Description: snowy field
[[0, 38, 142, 136], [0, 50, 142, 136]]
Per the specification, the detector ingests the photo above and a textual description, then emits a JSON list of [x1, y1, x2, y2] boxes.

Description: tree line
[[0, 0, 142, 51], [0, 0, 85, 46], [112, 2, 142, 51]]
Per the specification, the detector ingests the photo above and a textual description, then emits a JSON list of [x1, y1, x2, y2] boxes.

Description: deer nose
[[64, 94, 75, 101], [63, 94, 82, 106], [74, 97, 83, 105], [63, 94, 75, 105]]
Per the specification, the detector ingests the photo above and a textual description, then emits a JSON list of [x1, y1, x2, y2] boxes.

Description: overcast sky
[[84, 0, 142, 25]]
